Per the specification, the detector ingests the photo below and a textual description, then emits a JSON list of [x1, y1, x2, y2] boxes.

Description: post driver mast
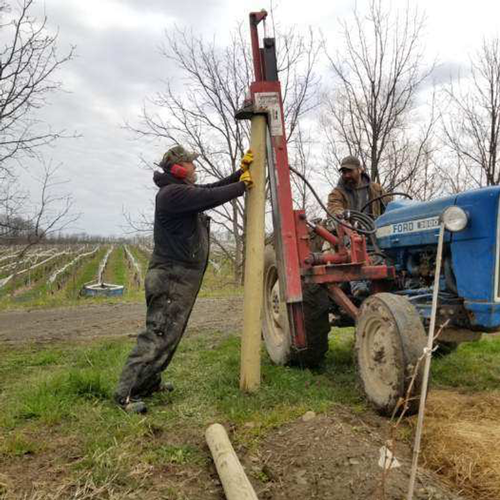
[[237, 10, 395, 354], [237, 10, 308, 351], [237, 10, 428, 419]]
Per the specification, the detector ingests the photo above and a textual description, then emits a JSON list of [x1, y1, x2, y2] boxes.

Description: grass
[[2, 328, 498, 497], [431, 336, 500, 390], [0, 252, 71, 301], [0, 329, 359, 497], [102, 246, 127, 287], [129, 245, 150, 273], [0, 247, 110, 310], [64, 246, 109, 299], [0, 328, 499, 497]]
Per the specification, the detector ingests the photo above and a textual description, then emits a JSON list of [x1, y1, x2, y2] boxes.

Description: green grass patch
[[0, 247, 147, 310], [1, 329, 499, 497], [145, 443, 208, 466], [0, 431, 42, 457], [0, 330, 361, 447], [64, 247, 108, 299], [0, 247, 110, 310], [130, 245, 150, 273], [431, 336, 500, 391], [102, 246, 127, 286], [0, 252, 71, 302], [0, 348, 65, 388]]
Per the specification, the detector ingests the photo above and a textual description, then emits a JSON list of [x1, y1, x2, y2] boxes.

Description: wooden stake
[[240, 115, 267, 392], [206, 423, 259, 500]]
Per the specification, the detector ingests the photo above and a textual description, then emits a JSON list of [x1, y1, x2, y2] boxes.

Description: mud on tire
[[262, 245, 330, 368], [355, 293, 427, 416]]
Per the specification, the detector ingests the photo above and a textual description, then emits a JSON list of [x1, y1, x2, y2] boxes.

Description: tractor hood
[[376, 194, 456, 248], [376, 186, 500, 249], [376, 186, 500, 330]]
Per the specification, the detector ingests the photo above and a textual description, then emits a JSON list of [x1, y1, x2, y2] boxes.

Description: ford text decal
[[376, 216, 440, 238]]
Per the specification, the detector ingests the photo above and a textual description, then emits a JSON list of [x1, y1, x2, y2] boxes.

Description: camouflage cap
[[339, 155, 361, 171], [159, 145, 199, 170]]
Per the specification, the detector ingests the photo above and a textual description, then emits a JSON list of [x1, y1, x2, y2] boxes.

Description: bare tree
[[0, 0, 76, 245], [288, 124, 322, 218], [128, 23, 321, 281], [442, 37, 500, 188], [322, 0, 436, 195], [2, 163, 79, 294], [121, 203, 155, 235], [438, 151, 477, 195], [0, 173, 27, 236], [0, 0, 74, 171], [1, 163, 77, 243]]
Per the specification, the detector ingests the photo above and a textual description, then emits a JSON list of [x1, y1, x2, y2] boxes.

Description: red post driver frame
[[244, 11, 307, 349]]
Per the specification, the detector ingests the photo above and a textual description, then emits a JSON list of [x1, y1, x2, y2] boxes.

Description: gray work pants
[[114, 264, 204, 404]]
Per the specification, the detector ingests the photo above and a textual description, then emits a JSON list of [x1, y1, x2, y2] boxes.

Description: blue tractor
[[262, 185, 500, 416]]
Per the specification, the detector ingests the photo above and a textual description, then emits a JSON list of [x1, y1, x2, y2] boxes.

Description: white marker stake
[[407, 222, 445, 500]]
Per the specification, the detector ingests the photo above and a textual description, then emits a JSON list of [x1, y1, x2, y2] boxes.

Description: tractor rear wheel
[[355, 293, 427, 416], [262, 245, 330, 367]]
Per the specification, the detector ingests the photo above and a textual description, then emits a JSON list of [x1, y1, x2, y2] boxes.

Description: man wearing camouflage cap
[[326, 155, 391, 299], [327, 155, 391, 218], [114, 145, 253, 413]]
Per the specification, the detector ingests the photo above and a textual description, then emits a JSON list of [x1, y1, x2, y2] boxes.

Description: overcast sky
[[21, 0, 500, 236]]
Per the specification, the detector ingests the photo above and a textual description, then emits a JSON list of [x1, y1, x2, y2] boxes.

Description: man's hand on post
[[240, 149, 253, 172], [239, 169, 254, 189]]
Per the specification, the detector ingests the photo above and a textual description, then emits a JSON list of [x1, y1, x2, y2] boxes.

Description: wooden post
[[240, 115, 267, 392], [205, 423, 259, 500]]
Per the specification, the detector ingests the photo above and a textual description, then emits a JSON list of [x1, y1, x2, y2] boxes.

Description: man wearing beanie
[[114, 145, 253, 413]]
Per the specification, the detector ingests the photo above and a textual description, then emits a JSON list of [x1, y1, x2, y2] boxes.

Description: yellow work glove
[[239, 169, 253, 189], [240, 149, 253, 172]]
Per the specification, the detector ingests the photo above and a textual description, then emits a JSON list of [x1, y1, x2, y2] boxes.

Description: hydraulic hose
[[288, 166, 376, 235], [360, 192, 413, 213]]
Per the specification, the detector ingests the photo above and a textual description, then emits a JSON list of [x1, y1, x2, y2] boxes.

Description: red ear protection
[[170, 163, 188, 179]]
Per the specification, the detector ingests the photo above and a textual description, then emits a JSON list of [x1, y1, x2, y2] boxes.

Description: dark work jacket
[[327, 172, 390, 217], [149, 170, 245, 270]]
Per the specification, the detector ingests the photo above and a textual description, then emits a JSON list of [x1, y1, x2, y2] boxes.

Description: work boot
[[155, 381, 175, 394], [123, 399, 147, 414], [145, 377, 175, 396], [116, 396, 148, 414]]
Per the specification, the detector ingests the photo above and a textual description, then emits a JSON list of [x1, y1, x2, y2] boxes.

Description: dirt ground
[[0, 297, 244, 345], [244, 407, 465, 500], [0, 299, 467, 500]]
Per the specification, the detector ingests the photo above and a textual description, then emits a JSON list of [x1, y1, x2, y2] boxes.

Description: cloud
[[430, 61, 469, 87], [13, 0, 495, 237]]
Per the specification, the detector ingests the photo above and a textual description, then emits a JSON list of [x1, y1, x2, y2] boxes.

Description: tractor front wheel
[[355, 293, 427, 416]]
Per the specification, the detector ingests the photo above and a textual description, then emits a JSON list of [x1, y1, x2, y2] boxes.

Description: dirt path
[[0, 297, 243, 345]]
